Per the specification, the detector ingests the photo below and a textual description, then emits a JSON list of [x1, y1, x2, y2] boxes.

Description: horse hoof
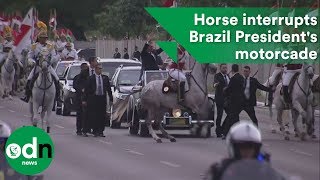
[[271, 129, 276, 134], [156, 139, 162, 143], [170, 138, 176, 142], [284, 136, 290, 141]]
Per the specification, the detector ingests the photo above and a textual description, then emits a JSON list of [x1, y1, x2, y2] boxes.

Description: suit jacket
[[84, 74, 113, 102], [214, 72, 229, 105], [141, 43, 163, 71], [244, 77, 271, 106], [224, 73, 245, 108]]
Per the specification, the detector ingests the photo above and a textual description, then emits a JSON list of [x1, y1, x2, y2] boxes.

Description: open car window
[[143, 70, 169, 86]]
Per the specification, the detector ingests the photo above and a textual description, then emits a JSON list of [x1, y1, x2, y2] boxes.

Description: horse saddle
[[280, 72, 300, 96]]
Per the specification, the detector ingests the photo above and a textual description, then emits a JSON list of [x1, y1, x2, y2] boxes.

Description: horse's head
[[39, 48, 51, 72], [303, 63, 314, 80]]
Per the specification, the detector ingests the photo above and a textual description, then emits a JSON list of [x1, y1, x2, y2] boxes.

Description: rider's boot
[[20, 80, 32, 103], [178, 81, 185, 104], [267, 86, 274, 107], [54, 78, 63, 103], [283, 86, 291, 108]]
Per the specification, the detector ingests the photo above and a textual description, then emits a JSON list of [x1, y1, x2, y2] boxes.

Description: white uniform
[[27, 42, 59, 81], [267, 66, 283, 86], [61, 48, 78, 60], [55, 40, 67, 52], [282, 65, 301, 86]]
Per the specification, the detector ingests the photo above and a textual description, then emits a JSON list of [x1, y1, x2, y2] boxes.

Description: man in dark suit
[[214, 64, 230, 137], [139, 41, 164, 80], [84, 63, 113, 137], [113, 48, 121, 59], [242, 66, 272, 126], [73, 63, 89, 136], [222, 64, 245, 138], [132, 46, 141, 60], [123, 48, 129, 59]]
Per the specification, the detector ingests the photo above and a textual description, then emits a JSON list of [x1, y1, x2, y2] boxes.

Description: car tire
[[62, 103, 70, 116], [129, 108, 139, 135]]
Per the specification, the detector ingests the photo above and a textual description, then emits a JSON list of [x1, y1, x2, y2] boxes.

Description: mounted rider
[[0, 26, 15, 65], [20, 29, 62, 103], [165, 45, 189, 102]]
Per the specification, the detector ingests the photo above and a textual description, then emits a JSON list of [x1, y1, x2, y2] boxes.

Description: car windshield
[[101, 62, 140, 77], [144, 71, 169, 85], [67, 66, 81, 80], [56, 62, 70, 78], [118, 69, 141, 86]]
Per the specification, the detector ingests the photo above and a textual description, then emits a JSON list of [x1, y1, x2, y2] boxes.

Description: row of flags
[[0, 7, 75, 55]]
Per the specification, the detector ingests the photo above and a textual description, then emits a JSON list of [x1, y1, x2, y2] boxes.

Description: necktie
[[224, 75, 228, 85], [97, 76, 103, 95], [91, 69, 94, 75]]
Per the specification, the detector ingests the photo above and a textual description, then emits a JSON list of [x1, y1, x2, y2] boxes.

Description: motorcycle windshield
[[221, 160, 285, 180]]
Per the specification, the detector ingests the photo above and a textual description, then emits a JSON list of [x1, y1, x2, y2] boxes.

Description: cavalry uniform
[[267, 64, 283, 87], [61, 43, 78, 60], [20, 30, 62, 103]]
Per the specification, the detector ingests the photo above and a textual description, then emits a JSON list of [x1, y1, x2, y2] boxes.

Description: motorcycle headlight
[[172, 109, 182, 118]]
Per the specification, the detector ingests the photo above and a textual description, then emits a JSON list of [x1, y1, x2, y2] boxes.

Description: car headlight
[[172, 109, 182, 118], [183, 112, 189, 117]]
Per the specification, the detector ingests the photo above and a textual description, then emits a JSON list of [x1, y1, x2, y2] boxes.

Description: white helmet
[[3, 40, 13, 49], [226, 121, 262, 159], [0, 121, 11, 138]]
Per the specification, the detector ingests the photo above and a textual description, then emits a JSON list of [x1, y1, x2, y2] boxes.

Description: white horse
[[272, 63, 315, 141], [29, 50, 56, 133], [1, 51, 22, 99], [138, 53, 216, 143]]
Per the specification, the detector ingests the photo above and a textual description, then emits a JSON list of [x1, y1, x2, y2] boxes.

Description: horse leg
[[291, 109, 300, 138], [29, 102, 34, 125], [310, 105, 317, 139], [147, 109, 161, 143], [46, 104, 54, 133], [32, 103, 39, 127], [276, 108, 289, 140], [158, 123, 176, 142]]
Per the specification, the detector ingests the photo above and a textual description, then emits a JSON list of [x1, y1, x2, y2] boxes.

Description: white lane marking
[[125, 149, 144, 156], [289, 148, 312, 157], [8, 109, 15, 113], [98, 140, 112, 145], [263, 143, 270, 147], [54, 125, 65, 129], [160, 161, 181, 168], [288, 175, 302, 180], [23, 115, 31, 118]]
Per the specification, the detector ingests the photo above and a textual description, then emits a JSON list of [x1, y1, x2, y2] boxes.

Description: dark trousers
[[222, 105, 242, 136], [76, 107, 83, 133], [215, 103, 225, 135], [242, 104, 258, 126], [88, 95, 106, 135]]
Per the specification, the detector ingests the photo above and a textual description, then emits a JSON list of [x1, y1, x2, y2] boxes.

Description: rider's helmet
[[226, 121, 262, 160], [2, 40, 13, 52], [0, 121, 12, 147]]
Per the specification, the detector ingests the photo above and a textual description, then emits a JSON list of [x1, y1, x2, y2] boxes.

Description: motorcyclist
[[204, 121, 271, 180]]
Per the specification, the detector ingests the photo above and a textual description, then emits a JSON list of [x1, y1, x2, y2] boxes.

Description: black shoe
[[82, 133, 89, 137], [216, 134, 222, 138], [93, 133, 99, 137], [76, 132, 82, 136], [99, 134, 106, 137], [33, 124, 37, 127]]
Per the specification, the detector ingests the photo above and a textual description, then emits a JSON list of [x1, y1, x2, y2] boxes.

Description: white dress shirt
[[95, 74, 104, 95], [89, 67, 95, 76]]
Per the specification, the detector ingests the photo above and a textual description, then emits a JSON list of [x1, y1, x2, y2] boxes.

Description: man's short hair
[[220, 63, 227, 68], [88, 56, 97, 64], [95, 63, 102, 69], [232, 64, 239, 72], [80, 63, 88, 68], [244, 66, 250, 70]]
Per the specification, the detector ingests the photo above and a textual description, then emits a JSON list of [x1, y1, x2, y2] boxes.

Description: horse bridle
[[186, 54, 209, 96]]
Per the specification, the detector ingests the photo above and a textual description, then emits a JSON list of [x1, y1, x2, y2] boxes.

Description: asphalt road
[[0, 97, 319, 180]]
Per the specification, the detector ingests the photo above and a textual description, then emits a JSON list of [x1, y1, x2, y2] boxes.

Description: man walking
[[73, 63, 89, 136], [222, 64, 245, 138], [84, 63, 113, 137], [214, 64, 230, 137], [242, 66, 272, 126]]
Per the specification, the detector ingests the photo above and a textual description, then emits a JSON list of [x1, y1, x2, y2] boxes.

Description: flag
[[14, 8, 34, 56], [162, 0, 177, 8], [49, 9, 57, 30]]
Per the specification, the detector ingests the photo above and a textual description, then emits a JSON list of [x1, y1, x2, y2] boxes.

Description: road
[[0, 97, 319, 180]]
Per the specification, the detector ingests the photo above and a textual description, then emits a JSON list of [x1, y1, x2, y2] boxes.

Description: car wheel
[[56, 102, 62, 115], [62, 103, 70, 116], [139, 122, 149, 137], [129, 108, 139, 135]]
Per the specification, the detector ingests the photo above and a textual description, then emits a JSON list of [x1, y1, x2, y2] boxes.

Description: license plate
[[168, 118, 187, 125]]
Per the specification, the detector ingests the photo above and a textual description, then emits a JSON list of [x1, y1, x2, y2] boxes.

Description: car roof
[[68, 61, 89, 67], [120, 66, 141, 70], [98, 58, 141, 64]]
